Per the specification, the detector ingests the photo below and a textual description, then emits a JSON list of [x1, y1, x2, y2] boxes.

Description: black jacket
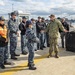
[[36, 21, 45, 33], [19, 21, 26, 35], [59, 21, 69, 33]]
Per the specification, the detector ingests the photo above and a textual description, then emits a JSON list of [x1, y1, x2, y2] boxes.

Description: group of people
[[0, 11, 69, 70]]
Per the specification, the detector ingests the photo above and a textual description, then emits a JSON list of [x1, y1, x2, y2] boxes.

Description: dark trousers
[[61, 32, 66, 48]]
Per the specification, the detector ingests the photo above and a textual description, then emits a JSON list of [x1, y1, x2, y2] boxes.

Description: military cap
[[26, 20, 32, 27], [22, 16, 27, 19], [0, 16, 5, 21], [11, 12, 17, 16]]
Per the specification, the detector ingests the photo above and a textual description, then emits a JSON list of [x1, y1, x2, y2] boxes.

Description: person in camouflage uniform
[[8, 12, 19, 60], [26, 20, 39, 70], [46, 14, 67, 58]]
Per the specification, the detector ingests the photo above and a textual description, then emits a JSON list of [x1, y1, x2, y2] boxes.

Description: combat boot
[[47, 55, 52, 58], [27, 63, 35, 67], [4, 61, 11, 65], [11, 56, 17, 60], [29, 63, 37, 70], [0, 64, 5, 69], [55, 52, 59, 58]]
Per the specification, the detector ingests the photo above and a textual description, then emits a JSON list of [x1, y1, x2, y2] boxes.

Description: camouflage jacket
[[46, 19, 64, 38], [26, 28, 36, 42], [8, 18, 18, 34]]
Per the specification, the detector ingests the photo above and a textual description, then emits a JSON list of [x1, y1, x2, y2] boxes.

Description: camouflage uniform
[[0, 47, 5, 66], [8, 18, 18, 56], [26, 28, 36, 64], [46, 19, 64, 55]]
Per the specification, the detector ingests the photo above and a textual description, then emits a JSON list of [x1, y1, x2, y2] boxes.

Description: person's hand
[[17, 32, 19, 37], [40, 30, 44, 33], [5, 38, 8, 43], [64, 29, 68, 32]]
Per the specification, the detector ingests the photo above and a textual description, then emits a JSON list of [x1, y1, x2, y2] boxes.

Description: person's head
[[49, 14, 55, 21], [61, 18, 65, 23], [26, 20, 33, 28], [38, 16, 42, 22], [22, 16, 27, 22], [0, 16, 5, 25], [11, 12, 17, 19], [42, 17, 45, 22], [31, 18, 35, 23]]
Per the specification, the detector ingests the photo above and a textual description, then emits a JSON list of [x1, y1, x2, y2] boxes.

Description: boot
[[27, 63, 35, 67], [29, 63, 37, 70], [55, 52, 59, 58], [0, 64, 5, 69], [14, 53, 20, 56], [22, 52, 28, 55], [4, 61, 11, 65], [11, 56, 17, 60], [47, 54, 52, 58]]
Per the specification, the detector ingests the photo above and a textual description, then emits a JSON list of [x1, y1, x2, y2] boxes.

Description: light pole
[[12, 3, 14, 11]]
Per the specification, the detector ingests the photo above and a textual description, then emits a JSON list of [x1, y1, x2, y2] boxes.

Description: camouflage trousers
[[4, 45, 9, 62], [0, 47, 5, 65], [49, 38, 59, 55], [10, 36, 17, 56], [27, 41, 34, 63]]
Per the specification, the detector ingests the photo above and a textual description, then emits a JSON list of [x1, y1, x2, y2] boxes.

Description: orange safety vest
[[0, 25, 7, 39]]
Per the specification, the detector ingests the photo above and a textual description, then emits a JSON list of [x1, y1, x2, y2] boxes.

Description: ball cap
[[0, 16, 5, 21], [49, 14, 55, 18], [26, 20, 32, 26]]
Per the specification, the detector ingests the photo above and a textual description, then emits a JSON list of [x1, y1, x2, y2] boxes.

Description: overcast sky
[[0, 0, 75, 19]]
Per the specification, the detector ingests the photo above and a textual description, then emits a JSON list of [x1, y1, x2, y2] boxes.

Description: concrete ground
[[0, 47, 75, 75], [0, 37, 75, 75]]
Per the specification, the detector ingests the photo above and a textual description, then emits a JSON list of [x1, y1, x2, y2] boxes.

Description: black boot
[[22, 52, 28, 55], [0, 64, 5, 69], [27, 63, 35, 67], [14, 53, 20, 56], [40, 47, 43, 50], [29, 63, 37, 70], [4, 61, 11, 65], [11, 56, 17, 60]]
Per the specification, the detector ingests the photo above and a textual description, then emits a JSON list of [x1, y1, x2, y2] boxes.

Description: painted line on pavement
[[0, 54, 48, 75]]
